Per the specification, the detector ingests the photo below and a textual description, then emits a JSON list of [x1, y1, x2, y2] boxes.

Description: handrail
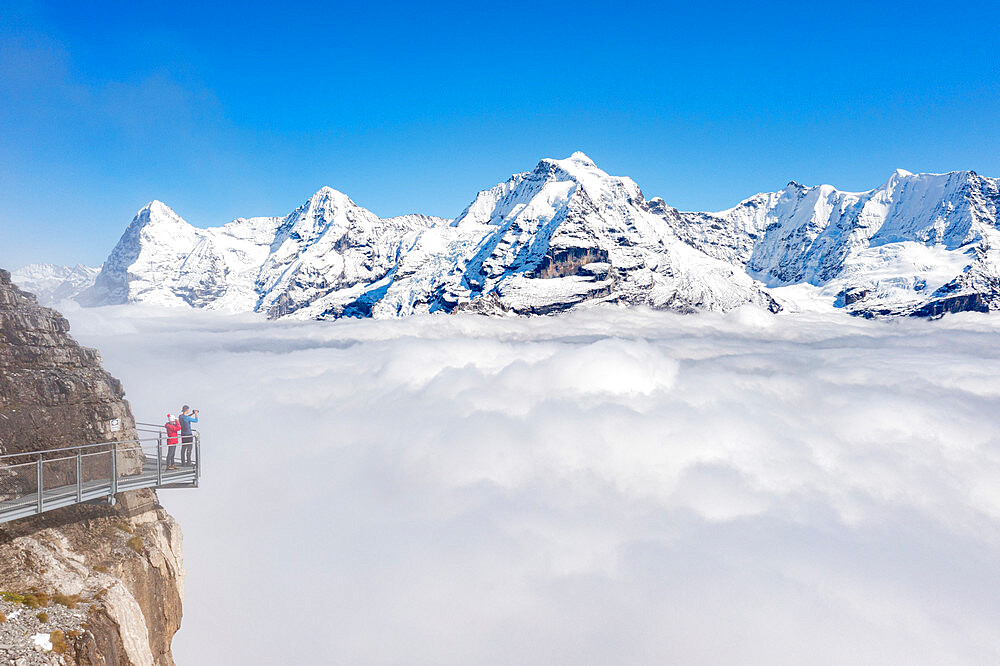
[[0, 441, 129, 462], [0, 430, 200, 462]]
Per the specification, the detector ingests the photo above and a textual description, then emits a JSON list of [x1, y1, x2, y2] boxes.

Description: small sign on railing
[[109, 419, 121, 432]]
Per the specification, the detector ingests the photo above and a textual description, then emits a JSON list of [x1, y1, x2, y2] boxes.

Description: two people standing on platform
[[163, 405, 199, 471]]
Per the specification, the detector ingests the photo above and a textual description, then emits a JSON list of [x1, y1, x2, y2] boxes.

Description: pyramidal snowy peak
[[71, 154, 1000, 319], [253, 186, 438, 318], [372, 151, 778, 317], [78, 199, 283, 311]]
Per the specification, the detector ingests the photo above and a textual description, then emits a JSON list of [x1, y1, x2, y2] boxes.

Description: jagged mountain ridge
[[254, 187, 441, 318], [51, 154, 1000, 318], [674, 168, 1000, 315], [77, 201, 285, 311]]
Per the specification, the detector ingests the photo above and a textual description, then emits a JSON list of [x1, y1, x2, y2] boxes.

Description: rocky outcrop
[[0, 269, 184, 665]]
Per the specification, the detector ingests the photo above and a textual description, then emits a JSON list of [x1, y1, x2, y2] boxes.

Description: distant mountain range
[[13, 153, 1000, 318], [11, 263, 100, 305]]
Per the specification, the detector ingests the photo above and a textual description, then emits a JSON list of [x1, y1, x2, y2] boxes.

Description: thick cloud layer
[[64, 304, 1000, 664]]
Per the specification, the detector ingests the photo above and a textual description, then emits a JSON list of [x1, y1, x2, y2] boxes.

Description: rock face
[[0, 269, 184, 665]]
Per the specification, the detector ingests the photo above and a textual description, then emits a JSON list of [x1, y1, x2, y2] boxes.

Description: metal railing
[[0, 422, 200, 524]]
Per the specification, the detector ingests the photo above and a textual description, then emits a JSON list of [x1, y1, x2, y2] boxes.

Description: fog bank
[[64, 304, 1000, 665]]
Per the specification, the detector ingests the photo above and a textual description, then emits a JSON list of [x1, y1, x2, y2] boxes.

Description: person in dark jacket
[[179, 405, 199, 466], [164, 414, 181, 470]]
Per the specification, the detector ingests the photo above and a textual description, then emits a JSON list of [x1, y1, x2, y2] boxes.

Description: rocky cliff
[[0, 269, 184, 665]]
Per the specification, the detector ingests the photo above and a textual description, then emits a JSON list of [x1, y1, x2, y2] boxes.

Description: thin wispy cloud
[[64, 303, 1000, 664]]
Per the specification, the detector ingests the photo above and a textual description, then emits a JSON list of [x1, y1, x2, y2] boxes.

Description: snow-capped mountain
[[70, 153, 1000, 319], [76, 192, 446, 317], [254, 187, 438, 318], [675, 169, 1000, 316], [77, 201, 283, 311], [11, 263, 100, 305]]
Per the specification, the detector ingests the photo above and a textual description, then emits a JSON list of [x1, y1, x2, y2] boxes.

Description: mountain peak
[[880, 168, 915, 190], [133, 200, 187, 228], [74, 159, 1000, 321], [536, 152, 603, 177], [299, 186, 357, 214], [309, 185, 349, 200], [139, 199, 169, 213]]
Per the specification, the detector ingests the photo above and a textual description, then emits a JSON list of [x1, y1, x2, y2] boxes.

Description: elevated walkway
[[0, 422, 199, 524]]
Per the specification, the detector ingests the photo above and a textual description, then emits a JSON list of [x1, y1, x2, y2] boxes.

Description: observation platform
[[0, 422, 199, 524]]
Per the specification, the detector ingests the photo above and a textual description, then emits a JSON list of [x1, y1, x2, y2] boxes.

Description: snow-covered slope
[[11, 263, 99, 305], [74, 155, 1000, 319], [675, 169, 1000, 316]]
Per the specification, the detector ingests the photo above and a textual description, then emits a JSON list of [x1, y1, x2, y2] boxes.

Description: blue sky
[[1, 0, 998, 267]]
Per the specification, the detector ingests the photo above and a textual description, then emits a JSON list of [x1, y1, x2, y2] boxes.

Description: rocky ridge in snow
[[63, 154, 1000, 319], [72, 193, 446, 318]]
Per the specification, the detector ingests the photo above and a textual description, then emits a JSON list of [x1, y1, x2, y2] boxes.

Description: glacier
[[30, 153, 1000, 320]]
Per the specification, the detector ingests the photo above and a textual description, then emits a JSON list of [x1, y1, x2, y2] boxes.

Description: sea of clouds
[[62, 303, 1000, 665]]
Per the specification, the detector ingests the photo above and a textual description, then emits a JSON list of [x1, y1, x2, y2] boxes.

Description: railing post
[[156, 433, 163, 486], [194, 433, 201, 486], [36, 454, 43, 514], [76, 449, 83, 503], [110, 442, 118, 499]]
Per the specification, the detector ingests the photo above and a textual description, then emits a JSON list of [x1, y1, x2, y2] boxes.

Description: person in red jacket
[[164, 414, 181, 470]]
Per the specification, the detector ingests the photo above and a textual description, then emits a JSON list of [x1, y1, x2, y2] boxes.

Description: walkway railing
[[0, 422, 200, 524]]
